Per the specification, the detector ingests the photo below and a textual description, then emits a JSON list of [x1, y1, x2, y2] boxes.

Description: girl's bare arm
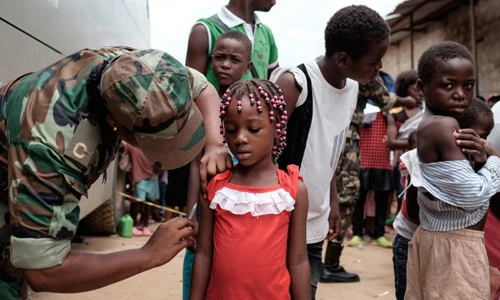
[[287, 181, 311, 300], [189, 195, 214, 300]]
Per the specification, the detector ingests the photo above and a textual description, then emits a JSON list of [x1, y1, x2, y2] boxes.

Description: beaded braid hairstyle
[[219, 79, 288, 163]]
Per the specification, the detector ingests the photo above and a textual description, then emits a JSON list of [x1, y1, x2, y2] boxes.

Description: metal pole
[[470, 0, 478, 95], [410, 13, 414, 69]]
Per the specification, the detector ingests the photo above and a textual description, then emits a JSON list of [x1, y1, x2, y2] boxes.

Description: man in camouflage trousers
[[320, 74, 417, 283]]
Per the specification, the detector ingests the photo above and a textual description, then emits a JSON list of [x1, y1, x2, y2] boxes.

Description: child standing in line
[[122, 141, 160, 236], [212, 30, 253, 163], [349, 111, 394, 248], [392, 131, 418, 300], [211, 31, 252, 98], [270, 6, 392, 295], [386, 70, 423, 151], [181, 31, 253, 300], [385, 70, 423, 218], [190, 79, 310, 300], [403, 42, 500, 299], [393, 98, 495, 300]]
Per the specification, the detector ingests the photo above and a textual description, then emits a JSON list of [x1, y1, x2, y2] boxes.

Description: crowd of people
[[0, 1, 499, 300]]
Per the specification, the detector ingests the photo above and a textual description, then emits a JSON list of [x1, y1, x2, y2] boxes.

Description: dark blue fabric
[[392, 233, 410, 300], [379, 70, 395, 93], [308, 241, 323, 300]]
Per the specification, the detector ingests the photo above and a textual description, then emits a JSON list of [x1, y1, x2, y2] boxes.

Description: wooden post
[[470, 0, 478, 95], [410, 12, 414, 70]]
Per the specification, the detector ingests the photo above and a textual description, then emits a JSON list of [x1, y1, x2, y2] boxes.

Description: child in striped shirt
[[403, 42, 500, 299]]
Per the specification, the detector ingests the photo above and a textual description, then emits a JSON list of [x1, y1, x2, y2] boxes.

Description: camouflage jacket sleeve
[[2, 47, 129, 269], [8, 140, 82, 269], [358, 75, 396, 112], [187, 67, 208, 99]]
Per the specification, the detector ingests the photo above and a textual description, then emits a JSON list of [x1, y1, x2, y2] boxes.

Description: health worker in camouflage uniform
[[320, 74, 418, 283], [0, 47, 231, 299]]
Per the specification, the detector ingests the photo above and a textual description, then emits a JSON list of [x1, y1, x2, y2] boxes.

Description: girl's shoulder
[[277, 164, 303, 200], [207, 169, 232, 201]]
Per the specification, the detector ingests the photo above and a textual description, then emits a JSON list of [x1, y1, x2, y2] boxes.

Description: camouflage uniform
[[324, 75, 396, 265], [0, 47, 207, 299]]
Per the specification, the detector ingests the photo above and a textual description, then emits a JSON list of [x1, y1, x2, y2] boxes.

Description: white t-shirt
[[488, 102, 500, 151], [393, 211, 418, 240], [271, 61, 358, 243]]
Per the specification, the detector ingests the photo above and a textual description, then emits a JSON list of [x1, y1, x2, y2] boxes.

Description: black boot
[[320, 242, 360, 283], [320, 263, 360, 283]]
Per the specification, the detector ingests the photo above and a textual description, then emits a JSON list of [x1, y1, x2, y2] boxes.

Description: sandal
[[132, 226, 143, 236]]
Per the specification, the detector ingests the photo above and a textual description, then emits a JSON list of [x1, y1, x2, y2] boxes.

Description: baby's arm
[[189, 196, 214, 300], [287, 181, 311, 300]]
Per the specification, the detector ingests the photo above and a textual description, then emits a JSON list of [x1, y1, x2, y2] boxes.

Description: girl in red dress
[[190, 79, 310, 300]]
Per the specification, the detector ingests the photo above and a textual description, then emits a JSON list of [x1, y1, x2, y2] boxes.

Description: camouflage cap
[[100, 49, 206, 170]]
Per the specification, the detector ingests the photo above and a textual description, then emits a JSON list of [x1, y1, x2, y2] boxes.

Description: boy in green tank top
[[211, 31, 252, 98], [186, 0, 279, 90]]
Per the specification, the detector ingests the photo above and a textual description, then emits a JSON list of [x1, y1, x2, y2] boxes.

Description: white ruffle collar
[[210, 186, 295, 217]]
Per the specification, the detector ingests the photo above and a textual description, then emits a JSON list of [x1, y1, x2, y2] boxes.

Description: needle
[[187, 203, 197, 220]]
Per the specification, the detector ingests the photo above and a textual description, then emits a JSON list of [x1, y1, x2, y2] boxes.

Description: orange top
[[206, 165, 301, 300]]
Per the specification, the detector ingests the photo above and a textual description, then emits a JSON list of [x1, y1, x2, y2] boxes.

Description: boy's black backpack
[[277, 63, 313, 171]]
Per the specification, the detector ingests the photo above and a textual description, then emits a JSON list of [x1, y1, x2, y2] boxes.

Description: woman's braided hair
[[85, 59, 118, 171], [86, 60, 110, 125], [219, 79, 288, 163]]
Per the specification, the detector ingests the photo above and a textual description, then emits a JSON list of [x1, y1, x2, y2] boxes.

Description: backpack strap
[[209, 16, 231, 32], [297, 64, 313, 110], [277, 63, 313, 170], [208, 16, 260, 79]]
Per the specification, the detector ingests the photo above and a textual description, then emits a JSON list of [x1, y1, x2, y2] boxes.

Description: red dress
[[484, 209, 500, 299], [359, 112, 394, 191], [206, 165, 302, 300]]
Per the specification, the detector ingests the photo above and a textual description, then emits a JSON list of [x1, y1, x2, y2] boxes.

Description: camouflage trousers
[[332, 124, 360, 245]]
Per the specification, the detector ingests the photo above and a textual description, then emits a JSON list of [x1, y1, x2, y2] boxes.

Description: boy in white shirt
[[271, 5, 391, 299]]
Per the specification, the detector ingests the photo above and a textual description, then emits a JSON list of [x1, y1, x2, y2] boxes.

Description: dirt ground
[[31, 225, 397, 300]]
